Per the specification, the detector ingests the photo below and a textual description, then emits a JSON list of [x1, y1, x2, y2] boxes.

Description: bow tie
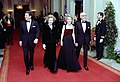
[[26, 20, 30, 22], [82, 21, 86, 23]]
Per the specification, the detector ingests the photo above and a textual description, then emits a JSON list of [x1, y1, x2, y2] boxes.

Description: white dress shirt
[[81, 21, 86, 33], [26, 19, 31, 32]]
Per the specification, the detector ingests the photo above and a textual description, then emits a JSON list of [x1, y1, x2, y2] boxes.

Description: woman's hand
[[42, 44, 46, 49], [75, 43, 78, 47]]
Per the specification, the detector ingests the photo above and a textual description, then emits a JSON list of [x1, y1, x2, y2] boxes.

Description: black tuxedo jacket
[[42, 23, 58, 44], [95, 19, 106, 41], [75, 21, 91, 45], [19, 20, 40, 47]]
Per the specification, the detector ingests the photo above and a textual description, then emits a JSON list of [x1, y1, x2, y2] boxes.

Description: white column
[[61, 0, 64, 15], [69, 0, 75, 20], [67, 0, 69, 14], [52, 0, 60, 13], [83, 0, 90, 20]]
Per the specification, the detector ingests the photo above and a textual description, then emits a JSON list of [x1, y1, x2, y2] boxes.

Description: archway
[[14, 4, 29, 28]]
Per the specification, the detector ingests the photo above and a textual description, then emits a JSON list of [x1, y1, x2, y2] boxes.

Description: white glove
[[61, 42, 63, 46], [34, 38, 38, 44], [100, 39, 103, 43], [42, 44, 46, 49], [4, 29, 6, 31], [19, 41, 22, 46], [94, 37, 96, 41], [75, 43, 78, 47]]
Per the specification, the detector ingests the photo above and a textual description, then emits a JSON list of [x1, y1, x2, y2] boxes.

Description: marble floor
[[0, 49, 4, 68], [88, 50, 120, 71]]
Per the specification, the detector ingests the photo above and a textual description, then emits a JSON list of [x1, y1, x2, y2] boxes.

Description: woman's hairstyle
[[65, 15, 73, 21], [45, 14, 56, 22]]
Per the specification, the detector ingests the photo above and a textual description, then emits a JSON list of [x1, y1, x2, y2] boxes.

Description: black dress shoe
[[79, 66, 82, 70], [50, 69, 58, 73], [49, 68, 58, 73], [30, 66, 34, 71], [84, 67, 89, 71], [26, 69, 30, 75], [44, 65, 48, 68]]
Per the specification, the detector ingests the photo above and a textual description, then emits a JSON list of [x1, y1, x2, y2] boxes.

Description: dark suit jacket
[[19, 20, 40, 47], [75, 21, 91, 45], [95, 19, 106, 41], [42, 23, 58, 44]]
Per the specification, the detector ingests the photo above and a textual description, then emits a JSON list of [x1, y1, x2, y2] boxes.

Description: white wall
[[66, 0, 75, 15], [84, 0, 108, 27]]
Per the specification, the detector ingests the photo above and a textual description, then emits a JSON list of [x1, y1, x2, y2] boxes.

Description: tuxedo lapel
[[23, 21, 28, 33], [79, 22, 84, 33], [29, 20, 33, 32], [85, 22, 90, 33], [96, 20, 102, 26], [85, 22, 88, 33]]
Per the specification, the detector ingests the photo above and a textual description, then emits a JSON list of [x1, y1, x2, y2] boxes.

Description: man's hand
[[75, 43, 78, 47], [100, 39, 103, 43], [42, 44, 46, 49], [61, 42, 63, 46], [94, 37, 96, 41], [34, 39, 38, 44], [19, 41, 22, 46]]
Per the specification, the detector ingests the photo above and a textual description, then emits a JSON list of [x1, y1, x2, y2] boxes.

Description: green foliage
[[104, 1, 118, 60], [116, 58, 120, 63]]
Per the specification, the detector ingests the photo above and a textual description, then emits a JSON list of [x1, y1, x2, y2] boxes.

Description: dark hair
[[98, 12, 104, 17], [25, 11, 33, 16]]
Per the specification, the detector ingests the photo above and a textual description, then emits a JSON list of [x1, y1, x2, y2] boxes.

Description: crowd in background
[[0, 13, 14, 50]]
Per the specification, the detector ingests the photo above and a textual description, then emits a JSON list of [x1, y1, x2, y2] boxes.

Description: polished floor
[[0, 49, 4, 67]]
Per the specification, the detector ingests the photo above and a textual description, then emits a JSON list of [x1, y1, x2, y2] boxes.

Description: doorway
[[14, 4, 29, 28], [75, 0, 83, 20]]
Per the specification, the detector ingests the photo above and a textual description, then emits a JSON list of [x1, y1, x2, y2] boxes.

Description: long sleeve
[[101, 20, 106, 39], [35, 21, 40, 39], [19, 21, 22, 41]]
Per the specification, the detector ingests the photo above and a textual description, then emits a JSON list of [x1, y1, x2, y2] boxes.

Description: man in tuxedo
[[75, 12, 91, 71], [19, 11, 40, 75], [94, 12, 106, 60]]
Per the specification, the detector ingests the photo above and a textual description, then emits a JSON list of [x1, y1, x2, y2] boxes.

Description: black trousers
[[96, 41, 104, 58], [6, 27, 13, 44], [76, 44, 89, 67], [23, 45, 35, 70]]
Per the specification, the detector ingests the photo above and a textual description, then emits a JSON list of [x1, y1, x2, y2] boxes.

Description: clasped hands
[[60, 42, 78, 47], [94, 37, 103, 43]]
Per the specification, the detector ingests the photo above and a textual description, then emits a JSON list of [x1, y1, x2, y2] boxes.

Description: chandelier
[[16, 1, 23, 10]]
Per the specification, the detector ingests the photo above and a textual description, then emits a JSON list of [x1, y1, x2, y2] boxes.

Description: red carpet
[[4, 29, 120, 82]]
